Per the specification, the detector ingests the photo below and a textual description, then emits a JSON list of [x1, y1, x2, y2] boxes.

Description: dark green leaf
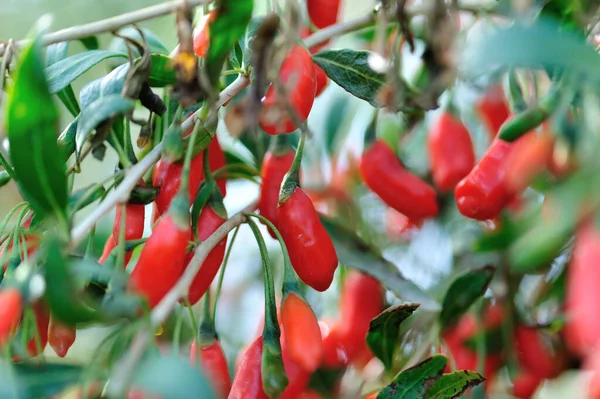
[[76, 94, 135, 156], [439, 266, 495, 328], [46, 50, 128, 94], [147, 54, 177, 87], [0, 361, 82, 399], [424, 371, 485, 399], [56, 85, 81, 116], [320, 216, 439, 310], [367, 304, 420, 370], [0, 170, 11, 187], [463, 17, 600, 83], [191, 180, 218, 235], [205, 0, 253, 87], [228, 40, 243, 70], [377, 355, 448, 399], [464, 326, 504, 354], [79, 36, 100, 50], [6, 31, 68, 222], [133, 355, 216, 399], [68, 184, 106, 212], [108, 26, 169, 59], [313, 49, 386, 107], [57, 117, 79, 160], [43, 237, 103, 324]]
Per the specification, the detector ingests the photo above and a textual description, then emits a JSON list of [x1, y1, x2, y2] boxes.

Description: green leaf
[[463, 326, 504, 354], [46, 50, 128, 94], [320, 216, 439, 310], [108, 26, 169, 59], [366, 304, 420, 370], [68, 183, 106, 212], [6, 31, 68, 223], [76, 94, 135, 157], [80, 36, 100, 50], [439, 266, 496, 329], [205, 0, 253, 87], [0, 361, 82, 399], [377, 355, 448, 399], [45, 42, 82, 117], [79, 63, 129, 109], [191, 180, 218, 235], [133, 355, 217, 399], [43, 237, 103, 325], [424, 371, 485, 399], [313, 49, 386, 107], [147, 54, 177, 87], [0, 170, 10, 187], [57, 117, 79, 160], [56, 86, 81, 117], [463, 17, 600, 83], [45, 42, 69, 67]]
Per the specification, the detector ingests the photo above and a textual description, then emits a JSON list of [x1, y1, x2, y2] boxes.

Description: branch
[[104, 200, 255, 398], [304, 13, 376, 49], [0, 0, 210, 57], [69, 74, 250, 248]]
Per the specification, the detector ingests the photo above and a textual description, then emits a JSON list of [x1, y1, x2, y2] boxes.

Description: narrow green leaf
[[205, 0, 253, 87], [439, 266, 496, 328], [108, 26, 169, 58], [79, 63, 129, 109], [45, 42, 69, 67], [76, 94, 135, 157], [43, 237, 102, 324], [79, 36, 100, 50], [133, 355, 217, 399], [463, 326, 504, 354], [424, 371, 485, 399], [463, 17, 600, 83], [191, 180, 218, 235], [57, 117, 79, 160], [377, 355, 448, 399], [45, 42, 82, 116], [56, 85, 81, 116], [367, 304, 420, 370], [0, 361, 82, 399], [313, 49, 386, 107], [147, 54, 177, 87], [46, 50, 128, 94], [320, 216, 439, 310], [0, 170, 11, 187], [68, 184, 106, 212], [6, 31, 68, 222]]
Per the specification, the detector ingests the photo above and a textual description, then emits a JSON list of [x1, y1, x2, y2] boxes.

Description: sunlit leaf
[[424, 371, 485, 399]]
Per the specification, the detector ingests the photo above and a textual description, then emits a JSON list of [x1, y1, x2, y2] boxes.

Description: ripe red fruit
[[385, 208, 421, 242], [455, 138, 517, 220], [229, 337, 268, 399], [475, 84, 510, 139], [193, 11, 217, 58], [307, 0, 341, 29], [99, 234, 116, 264], [428, 111, 475, 192], [190, 339, 231, 399], [281, 293, 323, 373], [48, 316, 76, 358], [564, 223, 600, 357], [314, 65, 329, 97], [186, 202, 227, 305], [514, 325, 566, 379], [113, 203, 145, 266], [259, 46, 317, 135], [258, 146, 295, 238], [129, 213, 191, 308], [26, 302, 50, 357], [360, 140, 438, 219], [505, 130, 554, 193], [299, 390, 323, 399], [512, 372, 543, 399], [277, 187, 338, 291], [0, 288, 22, 349]]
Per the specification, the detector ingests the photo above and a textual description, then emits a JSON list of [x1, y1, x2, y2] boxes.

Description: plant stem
[[0, 152, 16, 181], [212, 225, 240, 325], [0, 0, 212, 57], [104, 200, 256, 398]]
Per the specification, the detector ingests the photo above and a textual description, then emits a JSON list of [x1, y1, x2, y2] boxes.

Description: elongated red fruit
[[564, 223, 600, 357], [186, 202, 227, 305], [48, 316, 77, 358], [278, 187, 338, 291], [314, 65, 329, 97], [514, 325, 566, 379], [229, 337, 268, 399], [476, 84, 510, 139], [307, 0, 341, 29], [27, 302, 50, 357], [455, 138, 516, 220], [281, 293, 323, 372], [512, 371, 542, 399], [113, 204, 145, 266], [0, 288, 22, 349], [193, 11, 217, 58], [190, 339, 231, 399], [428, 111, 475, 192], [360, 140, 438, 219], [258, 147, 295, 237], [260, 46, 317, 135], [130, 213, 191, 308], [99, 234, 116, 264]]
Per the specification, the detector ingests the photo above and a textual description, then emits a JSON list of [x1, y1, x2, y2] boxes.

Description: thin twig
[[0, 39, 15, 107], [303, 13, 376, 49], [104, 201, 255, 397], [69, 74, 249, 248], [0, 0, 211, 57]]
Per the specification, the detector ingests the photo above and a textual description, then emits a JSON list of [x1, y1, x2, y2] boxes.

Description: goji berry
[[278, 187, 338, 291], [307, 0, 340, 29], [190, 339, 231, 399], [0, 288, 22, 349], [193, 11, 217, 58], [385, 208, 421, 242], [48, 315, 76, 358], [281, 292, 323, 372], [299, 390, 323, 399], [514, 325, 566, 379], [129, 212, 191, 308], [259, 45, 316, 135], [505, 130, 554, 193], [98, 234, 116, 264], [475, 84, 510, 139], [113, 203, 145, 267], [229, 337, 268, 399], [314, 65, 329, 97], [26, 301, 50, 357], [428, 110, 475, 192], [511, 371, 543, 399], [360, 140, 438, 219]]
